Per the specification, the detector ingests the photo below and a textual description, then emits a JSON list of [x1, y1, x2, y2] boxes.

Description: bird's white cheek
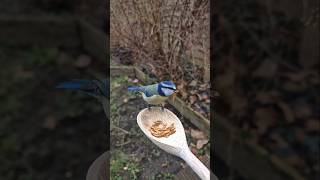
[[162, 88, 174, 96]]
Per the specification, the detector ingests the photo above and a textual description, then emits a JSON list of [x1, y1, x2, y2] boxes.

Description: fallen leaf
[[177, 81, 188, 99], [196, 139, 209, 149], [196, 93, 203, 101], [282, 81, 306, 92], [199, 83, 209, 91], [180, 162, 187, 168], [43, 116, 57, 130], [230, 95, 248, 117], [212, 90, 220, 98], [254, 107, 278, 134], [190, 90, 198, 95], [184, 128, 191, 135], [132, 79, 139, 83], [308, 72, 320, 85], [280, 71, 308, 82], [283, 154, 305, 168], [190, 146, 198, 155], [270, 133, 289, 148], [177, 80, 187, 90], [235, 62, 247, 76], [201, 92, 209, 101], [299, 25, 319, 68], [161, 162, 169, 168], [215, 71, 236, 89], [179, 90, 188, 99], [190, 129, 206, 140], [256, 91, 277, 104], [189, 80, 197, 87], [255, 120, 271, 135], [252, 59, 278, 78], [304, 119, 320, 132], [294, 128, 305, 143], [189, 95, 198, 105], [15, 66, 34, 79], [277, 101, 295, 123], [293, 103, 312, 119], [193, 103, 206, 114], [65, 171, 73, 178], [56, 51, 72, 65], [74, 54, 91, 68], [147, 63, 157, 76]]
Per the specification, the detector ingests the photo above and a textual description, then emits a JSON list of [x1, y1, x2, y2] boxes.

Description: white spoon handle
[[179, 149, 210, 180]]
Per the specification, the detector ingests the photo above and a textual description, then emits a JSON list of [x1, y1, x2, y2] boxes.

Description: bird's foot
[[161, 104, 165, 111], [148, 104, 151, 111]]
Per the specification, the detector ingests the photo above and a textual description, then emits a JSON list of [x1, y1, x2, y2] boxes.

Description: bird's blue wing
[[144, 89, 154, 97], [144, 84, 159, 97]]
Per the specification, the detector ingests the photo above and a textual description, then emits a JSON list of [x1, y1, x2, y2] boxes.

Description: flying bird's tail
[[56, 79, 109, 99], [56, 79, 92, 90]]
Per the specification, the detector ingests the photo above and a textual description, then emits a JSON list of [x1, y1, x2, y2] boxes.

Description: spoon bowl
[[137, 107, 188, 155], [137, 107, 210, 180]]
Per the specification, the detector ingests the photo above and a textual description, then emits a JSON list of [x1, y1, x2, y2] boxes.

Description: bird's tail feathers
[[128, 86, 143, 92]]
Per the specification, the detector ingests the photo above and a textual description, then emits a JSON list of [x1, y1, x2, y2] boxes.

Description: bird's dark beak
[[171, 90, 178, 102]]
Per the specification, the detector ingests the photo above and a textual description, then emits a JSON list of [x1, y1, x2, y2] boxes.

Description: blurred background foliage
[[111, 0, 211, 119]]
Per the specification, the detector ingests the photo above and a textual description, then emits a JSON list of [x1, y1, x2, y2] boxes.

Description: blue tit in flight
[[56, 79, 109, 117]]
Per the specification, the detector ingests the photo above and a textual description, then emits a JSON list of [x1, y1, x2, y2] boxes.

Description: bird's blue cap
[[160, 81, 176, 90]]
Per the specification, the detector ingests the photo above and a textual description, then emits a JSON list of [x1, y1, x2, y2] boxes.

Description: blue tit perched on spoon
[[128, 80, 178, 109]]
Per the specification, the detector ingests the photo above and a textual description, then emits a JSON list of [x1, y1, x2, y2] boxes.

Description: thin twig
[[111, 125, 131, 135], [116, 140, 132, 147]]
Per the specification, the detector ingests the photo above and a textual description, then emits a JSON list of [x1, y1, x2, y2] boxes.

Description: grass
[[110, 151, 140, 180], [197, 141, 210, 156], [110, 75, 133, 126], [24, 47, 59, 67], [152, 172, 174, 180]]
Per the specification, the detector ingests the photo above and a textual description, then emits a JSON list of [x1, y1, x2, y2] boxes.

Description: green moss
[[110, 151, 140, 180]]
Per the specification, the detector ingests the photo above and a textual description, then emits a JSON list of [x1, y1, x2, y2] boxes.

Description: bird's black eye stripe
[[164, 87, 176, 90]]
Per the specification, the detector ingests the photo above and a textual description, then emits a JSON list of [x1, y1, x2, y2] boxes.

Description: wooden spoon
[[137, 107, 211, 180]]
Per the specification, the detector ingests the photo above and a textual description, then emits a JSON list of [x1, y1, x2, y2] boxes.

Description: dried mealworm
[[149, 120, 176, 138]]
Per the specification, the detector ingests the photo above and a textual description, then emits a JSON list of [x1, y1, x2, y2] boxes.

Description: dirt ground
[[0, 45, 107, 180]]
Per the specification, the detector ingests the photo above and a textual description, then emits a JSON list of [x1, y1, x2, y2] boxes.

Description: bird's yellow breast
[[141, 93, 168, 105]]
